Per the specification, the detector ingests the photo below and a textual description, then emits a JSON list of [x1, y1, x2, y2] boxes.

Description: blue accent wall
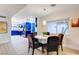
[[26, 22, 31, 31], [11, 31, 23, 35], [31, 23, 35, 32]]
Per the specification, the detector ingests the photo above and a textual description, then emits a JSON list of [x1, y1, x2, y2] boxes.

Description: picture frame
[[0, 21, 7, 33], [71, 18, 79, 27]]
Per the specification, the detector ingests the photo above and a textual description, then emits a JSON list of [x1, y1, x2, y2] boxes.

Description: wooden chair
[[27, 34, 43, 55], [46, 36, 60, 55], [58, 34, 64, 51], [31, 32, 38, 42]]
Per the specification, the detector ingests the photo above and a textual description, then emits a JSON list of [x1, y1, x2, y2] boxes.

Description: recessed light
[[43, 8, 46, 11]]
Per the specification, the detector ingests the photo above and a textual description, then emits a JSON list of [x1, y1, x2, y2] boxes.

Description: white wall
[[37, 8, 79, 50], [0, 17, 11, 44]]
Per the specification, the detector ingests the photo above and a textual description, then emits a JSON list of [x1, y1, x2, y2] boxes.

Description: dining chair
[[27, 34, 43, 55], [46, 36, 60, 55], [58, 33, 64, 51], [31, 32, 38, 42]]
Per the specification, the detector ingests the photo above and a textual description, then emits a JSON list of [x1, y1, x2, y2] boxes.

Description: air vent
[[0, 16, 6, 18], [50, 4, 56, 7]]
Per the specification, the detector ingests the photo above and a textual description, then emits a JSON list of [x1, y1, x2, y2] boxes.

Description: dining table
[[35, 34, 58, 44]]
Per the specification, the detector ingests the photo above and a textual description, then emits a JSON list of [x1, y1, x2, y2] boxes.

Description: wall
[[37, 17, 46, 35], [0, 17, 11, 44], [37, 8, 79, 50]]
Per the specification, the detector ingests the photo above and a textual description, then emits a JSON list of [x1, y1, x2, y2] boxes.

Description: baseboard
[[0, 40, 11, 44], [64, 44, 79, 50]]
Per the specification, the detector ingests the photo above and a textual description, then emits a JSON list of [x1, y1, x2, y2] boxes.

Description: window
[[47, 18, 69, 34]]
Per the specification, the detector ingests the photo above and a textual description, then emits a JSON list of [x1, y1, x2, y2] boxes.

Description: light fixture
[[43, 8, 46, 11], [43, 20, 47, 26]]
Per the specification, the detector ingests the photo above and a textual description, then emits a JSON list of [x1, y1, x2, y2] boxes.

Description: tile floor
[[0, 35, 79, 55]]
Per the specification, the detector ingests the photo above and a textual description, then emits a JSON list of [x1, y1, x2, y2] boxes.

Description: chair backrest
[[47, 36, 60, 52], [58, 34, 64, 43], [27, 34, 38, 48], [31, 32, 37, 37]]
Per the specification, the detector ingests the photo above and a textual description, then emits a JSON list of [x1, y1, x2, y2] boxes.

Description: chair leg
[[56, 49, 59, 55], [57, 51, 58, 55], [28, 45, 30, 53], [42, 45, 45, 53], [32, 49, 34, 55], [61, 44, 63, 51], [47, 52, 49, 55]]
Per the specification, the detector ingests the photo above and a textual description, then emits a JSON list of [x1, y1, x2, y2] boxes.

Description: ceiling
[[0, 4, 26, 18], [13, 4, 79, 19]]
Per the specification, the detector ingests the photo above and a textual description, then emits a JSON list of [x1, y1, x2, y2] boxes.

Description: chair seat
[[33, 42, 43, 49]]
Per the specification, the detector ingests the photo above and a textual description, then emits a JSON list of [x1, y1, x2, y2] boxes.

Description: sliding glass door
[[47, 18, 69, 34]]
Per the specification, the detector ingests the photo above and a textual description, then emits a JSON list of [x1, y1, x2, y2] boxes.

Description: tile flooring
[[0, 35, 79, 55]]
